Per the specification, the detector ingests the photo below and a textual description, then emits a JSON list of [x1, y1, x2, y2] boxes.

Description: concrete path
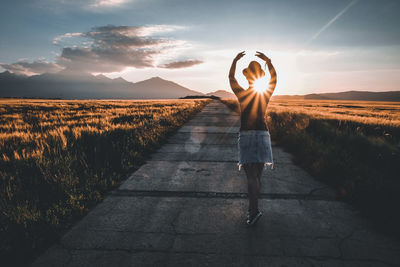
[[32, 100, 400, 267]]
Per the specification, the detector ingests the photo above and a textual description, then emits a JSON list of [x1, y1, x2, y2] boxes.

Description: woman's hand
[[255, 51, 271, 64], [234, 51, 245, 62]]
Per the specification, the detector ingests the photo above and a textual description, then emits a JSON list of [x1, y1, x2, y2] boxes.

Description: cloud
[[58, 46, 158, 72], [90, 0, 131, 8], [82, 25, 172, 48], [35, 0, 133, 11], [2, 24, 201, 75], [158, 60, 203, 69], [0, 60, 63, 76], [55, 25, 192, 73], [52, 32, 84, 45]]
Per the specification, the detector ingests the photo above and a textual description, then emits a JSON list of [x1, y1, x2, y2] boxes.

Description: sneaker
[[246, 210, 262, 226]]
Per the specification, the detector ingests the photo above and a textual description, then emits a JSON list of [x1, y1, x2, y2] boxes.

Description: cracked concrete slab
[[149, 142, 293, 163], [31, 100, 400, 267], [32, 197, 400, 266], [167, 132, 239, 145], [177, 125, 240, 133], [184, 114, 240, 126], [119, 161, 329, 196]]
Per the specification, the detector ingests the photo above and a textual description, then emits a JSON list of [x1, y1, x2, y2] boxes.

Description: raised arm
[[229, 51, 245, 96], [255, 51, 277, 99], [266, 60, 277, 97]]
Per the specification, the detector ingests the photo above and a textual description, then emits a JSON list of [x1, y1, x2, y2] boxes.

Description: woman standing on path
[[229, 51, 277, 226]]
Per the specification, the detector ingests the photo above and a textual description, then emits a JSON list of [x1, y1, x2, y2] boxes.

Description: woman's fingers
[[234, 51, 246, 61], [235, 50, 271, 61], [255, 54, 265, 60], [255, 51, 270, 62]]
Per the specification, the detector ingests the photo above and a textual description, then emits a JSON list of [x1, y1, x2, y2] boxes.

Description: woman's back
[[236, 89, 269, 131]]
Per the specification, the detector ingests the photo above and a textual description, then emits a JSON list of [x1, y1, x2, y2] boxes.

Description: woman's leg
[[244, 163, 261, 216], [255, 163, 264, 187]]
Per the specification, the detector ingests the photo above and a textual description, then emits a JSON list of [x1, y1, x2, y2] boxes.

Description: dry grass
[[0, 99, 210, 161], [223, 98, 400, 127], [0, 98, 210, 265], [268, 99, 400, 127]]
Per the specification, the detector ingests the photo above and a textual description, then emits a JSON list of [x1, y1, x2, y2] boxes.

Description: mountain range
[[271, 91, 400, 102], [0, 70, 203, 99], [0, 70, 399, 101], [212, 90, 400, 102]]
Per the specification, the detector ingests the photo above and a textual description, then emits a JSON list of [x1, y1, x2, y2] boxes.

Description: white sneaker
[[246, 210, 262, 226]]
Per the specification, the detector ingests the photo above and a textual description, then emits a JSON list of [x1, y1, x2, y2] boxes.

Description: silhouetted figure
[[229, 51, 277, 226]]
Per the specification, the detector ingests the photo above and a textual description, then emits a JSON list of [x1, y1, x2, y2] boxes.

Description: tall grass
[[0, 98, 210, 265], [220, 98, 400, 238]]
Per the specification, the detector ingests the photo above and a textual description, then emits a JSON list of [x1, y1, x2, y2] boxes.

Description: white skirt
[[237, 130, 274, 171]]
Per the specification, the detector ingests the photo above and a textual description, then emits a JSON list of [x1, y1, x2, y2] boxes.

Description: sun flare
[[253, 77, 268, 93]]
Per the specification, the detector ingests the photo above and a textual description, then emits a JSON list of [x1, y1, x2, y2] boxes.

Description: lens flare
[[253, 77, 268, 93]]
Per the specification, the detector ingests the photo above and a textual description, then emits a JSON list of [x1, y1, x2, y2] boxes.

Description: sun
[[253, 77, 268, 93]]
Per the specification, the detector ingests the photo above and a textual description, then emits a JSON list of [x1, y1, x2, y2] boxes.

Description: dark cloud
[[57, 25, 197, 73], [55, 25, 167, 72], [2, 25, 203, 75], [35, 0, 133, 11], [0, 60, 63, 75], [59, 46, 158, 72], [158, 60, 203, 69], [83, 25, 170, 48]]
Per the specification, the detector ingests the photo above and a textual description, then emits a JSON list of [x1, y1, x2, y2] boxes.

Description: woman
[[228, 51, 277, 226]]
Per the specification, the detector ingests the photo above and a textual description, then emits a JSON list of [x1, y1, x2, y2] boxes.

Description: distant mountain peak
[[149, 76, 164, 80], [206, 89, 236, 99], [1, 70, 20, 76], [113, 77, 127, 82], [96, 74, 109, 79], [56, 68, 93, 78], [0, 70, 27, 79]]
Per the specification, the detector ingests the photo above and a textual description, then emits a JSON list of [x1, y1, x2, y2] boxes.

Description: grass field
[[220, 98, 400, 238], [0, 98, 210, 265]]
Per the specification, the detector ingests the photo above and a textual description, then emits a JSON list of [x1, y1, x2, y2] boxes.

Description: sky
[[0, 0, 399, 95]]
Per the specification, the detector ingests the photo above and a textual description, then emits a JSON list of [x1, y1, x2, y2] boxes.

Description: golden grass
[[0, 99, 208, 161], [267, 99, 400, 127]]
